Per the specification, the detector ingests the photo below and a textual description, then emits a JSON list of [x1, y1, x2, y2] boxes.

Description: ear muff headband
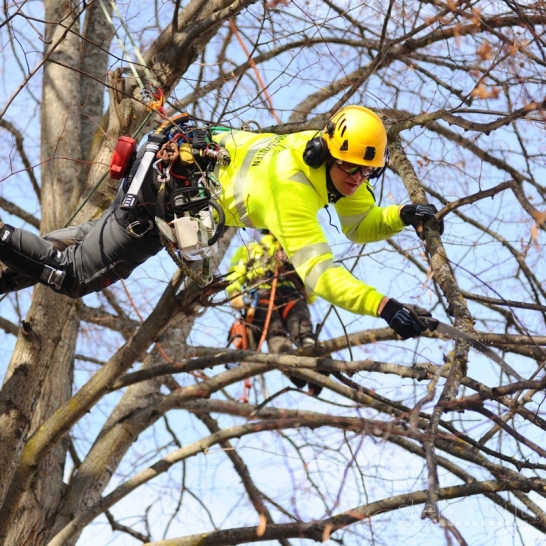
[[303, 136, 329, 168], [368, 147, 390, 180]]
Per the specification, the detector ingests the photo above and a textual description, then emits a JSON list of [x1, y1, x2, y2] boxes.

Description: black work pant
[[0, 206, 163, 298], [247, 285, 327, 395], [247, 285, 313, 350]]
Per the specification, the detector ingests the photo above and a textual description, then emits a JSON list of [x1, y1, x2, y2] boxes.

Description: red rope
[[240, 245, 281, 403]]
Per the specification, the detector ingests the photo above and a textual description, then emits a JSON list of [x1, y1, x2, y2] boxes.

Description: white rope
[[97, 0, 157, 88]]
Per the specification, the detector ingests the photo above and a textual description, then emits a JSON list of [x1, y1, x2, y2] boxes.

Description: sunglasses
[[335, 160, 372, 176]]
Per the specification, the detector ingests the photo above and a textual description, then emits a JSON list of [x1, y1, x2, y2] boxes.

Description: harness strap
[[281, 299, 298, 321], [0, 225, 67, 290], [228, 319, 249, 350]]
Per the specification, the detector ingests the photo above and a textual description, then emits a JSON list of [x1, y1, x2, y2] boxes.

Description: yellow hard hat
[[322, 105, 387, 167]]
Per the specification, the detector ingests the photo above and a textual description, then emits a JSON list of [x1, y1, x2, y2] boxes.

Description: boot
[[0, 268, 21, 294], [267, 335, 294, 354], [0, 224, 67, 292], [301, 336, 316, 349], [0, 255, 41, 295], [268, 335, 308, 390], [286, 374, 307, 390], [299, 335, 328, 397]]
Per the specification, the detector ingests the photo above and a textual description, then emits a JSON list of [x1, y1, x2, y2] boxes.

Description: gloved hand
[[380, 298, 430, 339], [399, 204, 444, 240]]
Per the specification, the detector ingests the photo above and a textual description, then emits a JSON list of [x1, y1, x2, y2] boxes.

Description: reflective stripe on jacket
[[225, 234, 314, 303], [225, 234, 279, 296], [213, 129, 405, 317]]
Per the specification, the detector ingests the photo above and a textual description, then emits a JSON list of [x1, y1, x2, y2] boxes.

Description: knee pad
[[0, 225, 67, 292]]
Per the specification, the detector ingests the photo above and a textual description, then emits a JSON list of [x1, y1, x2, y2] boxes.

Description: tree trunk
[[2, 306, 78, 546], [0, 0, 84, 541]]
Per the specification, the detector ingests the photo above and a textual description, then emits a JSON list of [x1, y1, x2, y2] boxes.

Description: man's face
[[330, 160, 374, 197]]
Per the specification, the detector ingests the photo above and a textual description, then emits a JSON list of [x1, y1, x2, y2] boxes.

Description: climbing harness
[[111, 112, 230, 286], [228, 319, 250, 351], [228, 246, 282, 403]]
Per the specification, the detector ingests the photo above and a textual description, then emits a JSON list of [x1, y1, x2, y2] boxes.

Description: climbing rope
[[97, 0, 166, 116], [239, 244, 282, 403]]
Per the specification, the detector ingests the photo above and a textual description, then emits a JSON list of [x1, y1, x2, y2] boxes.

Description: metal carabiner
[[126, 219, 154, 238], [153, 158, 171, 184]]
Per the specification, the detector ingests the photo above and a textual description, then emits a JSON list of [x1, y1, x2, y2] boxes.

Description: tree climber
[[0, 105, 443, 340], [226, 230, 328, 396], [214, 105, 443, 339]]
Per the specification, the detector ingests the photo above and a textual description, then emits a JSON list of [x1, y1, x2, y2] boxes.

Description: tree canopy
[[0, 1, 545, 545]]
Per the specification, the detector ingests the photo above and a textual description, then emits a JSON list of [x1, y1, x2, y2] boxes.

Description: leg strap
[[281, 299, 298, 321], [0, 224, 67, 291], [39, 265, 66, 290]]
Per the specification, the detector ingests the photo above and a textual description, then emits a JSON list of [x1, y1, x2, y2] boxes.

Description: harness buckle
[[40, 265, 66, 290]]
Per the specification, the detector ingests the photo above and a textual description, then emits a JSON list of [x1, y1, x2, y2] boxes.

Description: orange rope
[[120, 280, 208, 381], [240, 246, 281, 403], [255, 274, 279, 353], [229, 19, 281, 124], [281, 299, 297, 321]]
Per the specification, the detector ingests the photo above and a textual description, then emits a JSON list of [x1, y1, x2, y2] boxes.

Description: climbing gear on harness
[[322, 105, 388, 167], [111, 112, 230, 284], [126, 218, 154, 238], [150, 113, 229, 262], [120, 133, 166, 212], [110, 136, 138, 180], [139, 84, 166, 116]]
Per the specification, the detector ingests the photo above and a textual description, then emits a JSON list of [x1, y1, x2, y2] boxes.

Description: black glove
[[380, 299, 430, 339], [399, 204, 444, 240]]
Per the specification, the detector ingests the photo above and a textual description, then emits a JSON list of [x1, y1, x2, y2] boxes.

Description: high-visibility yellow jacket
[[212, 129, 406, 318], [226, 233, 315, 303], [225, 233, 282, 296]]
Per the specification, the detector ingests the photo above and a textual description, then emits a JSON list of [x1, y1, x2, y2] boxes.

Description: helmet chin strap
[[326, 164, 343, 203]]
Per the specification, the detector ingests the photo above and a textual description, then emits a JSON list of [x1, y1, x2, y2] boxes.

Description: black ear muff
[[369, 147, 390, 180], [303, 137, 329, 168]]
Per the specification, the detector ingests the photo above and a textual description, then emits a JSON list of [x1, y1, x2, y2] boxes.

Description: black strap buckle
[[40, 265, 66, 290]]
